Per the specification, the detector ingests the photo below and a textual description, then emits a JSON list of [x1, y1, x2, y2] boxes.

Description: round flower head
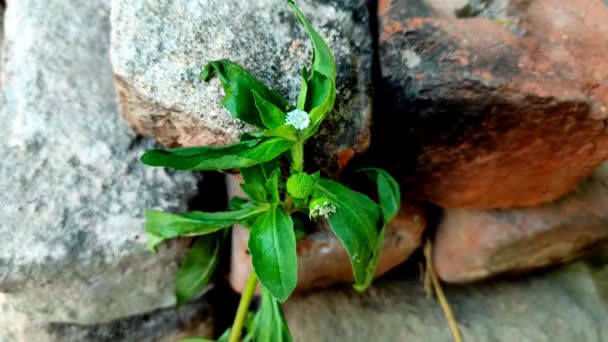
[[309, 197, 336, 220], [285, 109, 310, 131], [286, 172, 315, 199]]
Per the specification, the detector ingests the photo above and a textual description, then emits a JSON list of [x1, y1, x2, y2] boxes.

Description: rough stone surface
[[0, 0, 200, 339], [226, 174, 426, 293], [43, 296, 213, 342], [110, 0, 373, 176], [284, 261, 608, 341], [434, 162, 608, 283], [377, 0, 608, 209], [0, 1, 4, 65]]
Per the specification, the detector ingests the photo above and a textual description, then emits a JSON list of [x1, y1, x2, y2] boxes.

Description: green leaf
[[354, 168, 401, 289], [179, 339, 214, 342], [145, 206, 267, 250], [241, 160, 281, 205], [140, 137, 293, 171], [357, 168, 401, 224], [175, 235, 221, 307], [362, 226, 386, 290], [288, 0, 337, 137], [241, 159, 280, 188], [239, 131, 265, 141], [240, 182, 269, 204], [302, 72, 335, 137], [248, 206, 297, 302], [252, 90, 286, 130], [217, 327, 232, 342], [228, 197, 251, 210], [263, 124, 298, 142], [296, 67, 309, 110], [227, 198, 260, 228], [201, 60, 290, 127], [264, 170, 281, 205], [314, 178, 381, 291], [288, 1, 336, 82], [245, 288, 293, 342]]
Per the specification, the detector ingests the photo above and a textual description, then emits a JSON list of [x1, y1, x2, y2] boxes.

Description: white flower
[[309, 197, 337, 220], [285, 109, 310, 131]]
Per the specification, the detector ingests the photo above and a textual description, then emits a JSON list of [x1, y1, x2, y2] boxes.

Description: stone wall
[[1, 0, 608, 340]]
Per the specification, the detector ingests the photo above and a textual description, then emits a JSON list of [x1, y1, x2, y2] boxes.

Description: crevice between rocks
[[186, 171, 243, 338], [362, 0, 442, 267]]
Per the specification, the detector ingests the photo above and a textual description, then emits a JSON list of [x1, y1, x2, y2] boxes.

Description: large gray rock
[[110, 0, 373, 175], [43, 295, 214, 342], [0, 2, 4, 65], [0, 0, 201, 339], [284, 260, 608, 341]]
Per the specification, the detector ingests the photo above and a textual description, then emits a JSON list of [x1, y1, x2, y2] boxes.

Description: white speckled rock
[[110, 0, 373, 175], [0, 2, 4, 65], [0, 0, 200, 339]]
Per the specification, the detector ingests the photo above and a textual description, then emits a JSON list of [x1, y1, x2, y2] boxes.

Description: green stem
[[229, 271, 258, 342], [284, 195, 295, 213], [290, 142, 304, 172]]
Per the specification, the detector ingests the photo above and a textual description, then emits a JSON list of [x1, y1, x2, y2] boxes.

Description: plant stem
[[229, 271, 258, 342], [284, 195, 295, 213], [290, 142, 304, 172], [424, 239, 462, 342]]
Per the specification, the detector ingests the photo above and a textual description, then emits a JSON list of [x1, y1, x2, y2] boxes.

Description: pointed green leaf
[[240, 131, 265, 141], [296, 67, 309, 110], [146, 232, 164, 251], [175, 235, 221, 307], [241, 159, 280, 189], [241, 160, 281, 205], [302, 72, 335, 137], [354, 168, 401, 289], [228, 197, 252, 211], [252, 90, 286, 130], [240, 182, 268, 204], [145, 206, 268, 250], [314, 178, 381, 291], [288, 1, 336, 82], [264, 170, 281, 205], [289, 0, 336, 136], [216, 327, 232, 342], [360, 226, 386, 290], [357, 168, 401, 224], [201, 60, 290, 127], [245, 288, 293, 342], [140, 137, 293, 171], [263, 124, 298, 142], [248, 206, 297, 302]]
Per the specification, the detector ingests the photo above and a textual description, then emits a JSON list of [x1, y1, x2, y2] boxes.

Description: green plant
[[141, 1, 400, 341]]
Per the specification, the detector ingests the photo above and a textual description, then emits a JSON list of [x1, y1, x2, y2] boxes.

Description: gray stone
[[1, 1, 4, 66], [43, 295, 213, 342], [110, 0, 373, 175], [284, 260, 608, 341], [0, 0, 200, 339]]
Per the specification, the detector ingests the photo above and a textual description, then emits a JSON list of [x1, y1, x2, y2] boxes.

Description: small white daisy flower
[[285, 109, 310, 131]]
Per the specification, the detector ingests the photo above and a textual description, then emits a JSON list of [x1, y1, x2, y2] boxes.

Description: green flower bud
[[308, 196, 336, 220], [286, 172, 315, 199]]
